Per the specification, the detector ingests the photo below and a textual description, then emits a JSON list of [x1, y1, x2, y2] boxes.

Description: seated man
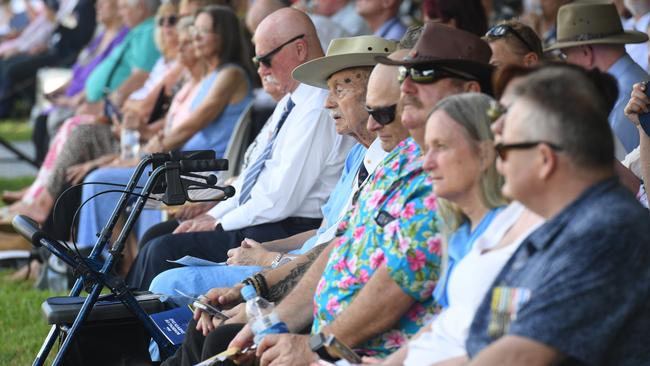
[[126, 8, 355, 290], [148, 34, 396, 299], [466, 66, 650, 365], [163, 56, 435, 366]]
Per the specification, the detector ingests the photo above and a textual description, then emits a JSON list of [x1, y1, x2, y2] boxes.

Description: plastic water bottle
[[120, 128, 140, 160], [240, 285, 288, 344]]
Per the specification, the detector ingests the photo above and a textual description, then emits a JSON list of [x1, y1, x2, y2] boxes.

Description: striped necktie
[[239, 97, 295, 204]]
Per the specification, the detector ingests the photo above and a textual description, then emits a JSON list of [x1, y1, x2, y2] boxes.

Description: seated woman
[[0, 0, 181, 226], [1, 0, 128, 205], [26, 0, 129, 166], [363, 64, 625, 366], [74, 5, 254, 253]]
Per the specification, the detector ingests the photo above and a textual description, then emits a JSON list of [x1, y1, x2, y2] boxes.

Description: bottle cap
[[240, 285, 257, 301]]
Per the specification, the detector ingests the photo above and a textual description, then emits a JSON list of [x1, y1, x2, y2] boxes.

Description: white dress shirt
[[208, 83, 356, 231]]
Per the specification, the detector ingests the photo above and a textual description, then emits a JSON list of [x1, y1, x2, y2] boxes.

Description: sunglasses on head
[[485, 24, 536, 53], [252, 34, 305, 68], [494, 141, 563, 160], [398, 66, 469, 84], [158, 15, 178, 27], [365, 104, 397, 125]]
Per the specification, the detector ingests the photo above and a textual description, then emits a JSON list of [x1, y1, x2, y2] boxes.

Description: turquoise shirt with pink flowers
[[311, 137, 442, 356]]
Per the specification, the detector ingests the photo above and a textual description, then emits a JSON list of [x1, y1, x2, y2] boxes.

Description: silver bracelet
[[270, 253, 285, 269]]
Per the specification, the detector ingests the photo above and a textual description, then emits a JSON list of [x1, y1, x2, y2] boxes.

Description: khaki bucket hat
[[545, 1, 648, 51], [292, 35, 397, 89]]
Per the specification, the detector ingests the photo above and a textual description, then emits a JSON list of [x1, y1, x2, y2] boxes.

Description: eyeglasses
[[485, 24, 536, 53], [398, 66, 469, 84], [494, 141, 563, 160], [252, 34, 305, 68], [189, 25, 214, 38], [365, 104, 397, 125], [157, 15, 178, 27], [487, 100, 508, 123]]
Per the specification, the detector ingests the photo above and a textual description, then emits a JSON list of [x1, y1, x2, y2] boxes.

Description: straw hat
[[292, 36, 397, 89], [545, 1, 648, 51]]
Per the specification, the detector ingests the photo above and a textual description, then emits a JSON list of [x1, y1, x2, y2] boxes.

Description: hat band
[[557, 30, 622, 43]]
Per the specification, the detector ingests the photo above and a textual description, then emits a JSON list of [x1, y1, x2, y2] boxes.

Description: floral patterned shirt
[[312, 138, 442, 356]]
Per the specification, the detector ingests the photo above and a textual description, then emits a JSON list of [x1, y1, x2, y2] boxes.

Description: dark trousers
[[162, 321, 245, 366], [0, 50, 76, 117], [126, 217, 322, 291], [138, 219, 180, 250]]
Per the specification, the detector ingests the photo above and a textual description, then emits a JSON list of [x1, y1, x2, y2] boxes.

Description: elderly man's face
[[255, 34, 303, 97], [400, 75, 464, 147], [325, 69, 369, 136], [366, 70, 407, 152]]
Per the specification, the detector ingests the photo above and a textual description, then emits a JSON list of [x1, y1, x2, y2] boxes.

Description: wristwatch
[[270, 253, 285, 268]]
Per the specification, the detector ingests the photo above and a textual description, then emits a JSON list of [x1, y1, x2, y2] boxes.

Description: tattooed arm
[[262, 241, 333, 332], [259, 241, 330, 302]]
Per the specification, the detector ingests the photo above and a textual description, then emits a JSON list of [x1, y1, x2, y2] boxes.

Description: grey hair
[[429, 93, 507, 234], [513, 66, 615, 169]]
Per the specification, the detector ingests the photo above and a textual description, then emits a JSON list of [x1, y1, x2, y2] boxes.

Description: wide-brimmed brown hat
[[292, 36, 397, 89], [546, 1, 648, 51], [376, 22, 493, 88]]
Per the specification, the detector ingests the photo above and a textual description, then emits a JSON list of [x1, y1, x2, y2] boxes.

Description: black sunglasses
[[253, 34, 305, 68], [158, 15, 178, 27], [485, 24, 536, 53], [398, 66, 469, 84], [494, 141, 563, 160], [365, 104, 397, 125]]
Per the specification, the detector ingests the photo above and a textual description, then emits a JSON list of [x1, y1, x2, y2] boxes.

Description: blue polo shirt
[[466, 178, 650, 365]]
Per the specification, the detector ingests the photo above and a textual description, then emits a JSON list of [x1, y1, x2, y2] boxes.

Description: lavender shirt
[[65, 26, 129, 97]]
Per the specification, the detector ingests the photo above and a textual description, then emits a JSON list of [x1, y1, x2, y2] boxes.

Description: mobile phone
[[639, 81, 650, 137], [192, 300, 230, 320], [104, 97, 122, 123], [174, 289, 230, 320]]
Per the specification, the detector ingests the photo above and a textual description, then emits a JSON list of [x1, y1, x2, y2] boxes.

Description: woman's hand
[[143, 132, 165, 154], [66, 162, 97, 185], [226, 238, 277, 266]]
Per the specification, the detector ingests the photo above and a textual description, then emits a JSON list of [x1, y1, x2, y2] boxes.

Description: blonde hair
[[429, 93, 507, 236], [155, 1, 179, 59]]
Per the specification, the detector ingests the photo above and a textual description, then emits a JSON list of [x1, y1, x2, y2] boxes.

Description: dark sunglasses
[[398, 66, 469, 84], [158, 15, 178, 27], [494, 141, 563, 160], [365, 104, 397, 125], [252, 34, 305, 68], [485, 24, 536, 53]]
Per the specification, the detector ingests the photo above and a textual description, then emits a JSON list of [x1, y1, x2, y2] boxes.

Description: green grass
[[0, 176, 35, 207], [0, 272, 66, 365], [0, 119, 31, 141]]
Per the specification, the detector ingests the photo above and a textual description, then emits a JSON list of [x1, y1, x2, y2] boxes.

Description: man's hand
[[257, 334, 318, 366], [194, 284, 245, 335], [173, 214, 218, 233], [228, 323, 256, 365], [227, 238, 277, 266], [169, 201, 218, 221], [624, 82, 650, 127]]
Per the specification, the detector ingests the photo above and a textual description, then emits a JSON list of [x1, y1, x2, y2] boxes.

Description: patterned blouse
[[312, 138, 442, 356]]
